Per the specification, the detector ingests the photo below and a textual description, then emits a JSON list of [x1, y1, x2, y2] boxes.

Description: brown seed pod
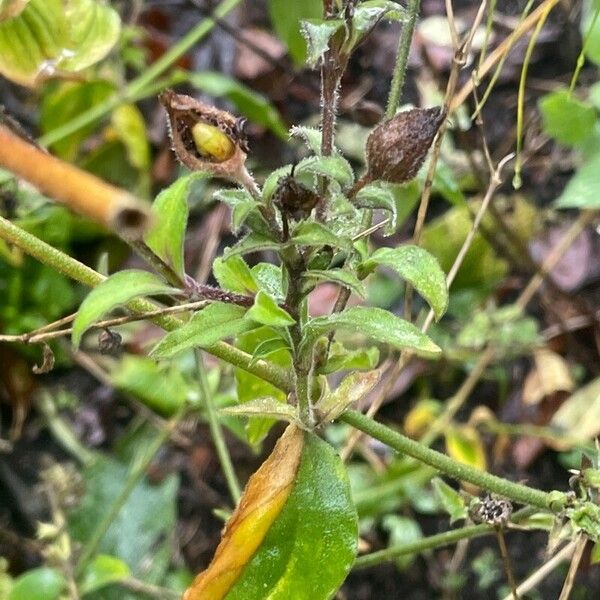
[[470, 494, 513, 526], [159, 89, 250, 181], [272, 166, 320, 219], [365, 106, 445, 184]]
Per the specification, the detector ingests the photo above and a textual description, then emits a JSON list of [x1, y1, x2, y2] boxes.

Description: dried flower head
[[470, 494, 513, 526], [159, 89, 250, 183], [98, 328, 122, 356], [272, 165, 320, 219], [366, 106, 445, 184]]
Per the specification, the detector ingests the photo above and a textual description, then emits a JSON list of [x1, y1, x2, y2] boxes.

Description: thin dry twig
[[557, 534, 588, 600]]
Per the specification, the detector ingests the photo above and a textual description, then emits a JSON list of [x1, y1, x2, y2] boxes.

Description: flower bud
[[159, 89, 249, 182], [366, 107, 445, 184]]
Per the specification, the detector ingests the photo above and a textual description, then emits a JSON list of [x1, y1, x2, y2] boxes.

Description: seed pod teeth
[[159, 89, 249, 180], [366, 106, 445, 184]]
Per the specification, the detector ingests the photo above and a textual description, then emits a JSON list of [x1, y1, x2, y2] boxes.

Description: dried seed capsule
[[366, 106, 445, 184], [98, 329, 122, 356], [272, 166, 320, 219]]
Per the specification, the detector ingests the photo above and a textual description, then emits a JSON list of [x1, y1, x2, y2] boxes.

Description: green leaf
[[112, 355, 191, 415], [303, 268, 366, 298], [555, 153, 600, 209], [235, 327, 292, 447], [110, 104, 150, 171], [226, 232, 281, 257], [319, 343, 380, 374], [40, 80, 115, 160], [146, 175, 201, 278], [431, 477, 468, 524], [226, 431, 358, 599], [296, 155, 354, 188], [381, 515, 422, 570], [79, 555, 130, 595], [315, 370, 380, 423], [539, 89, 596, 146], [355, 183, 398, 234], [289, 221, 352, 250], [289, 125, 323, 155], [221, 397, 298, 423], [150, 303, 252, 359], [249, 335, 291, 365], [0, 0, 29, 21], [0, 0, 121, 87], [345, 0, 408, 50], [72, 270, 178, 347], [213, 255, 258, 294], [214, 188, 264, 235], [246, 290, 295, 327], [445, 426, 487, 472], [362, 246, 448, 320], [251, 262, 284, 300], [300, 18, 344, 67], [186, 71, 288, 139], [267, 0, 322, 65], [582, 0, 600, 65], [8, 567, 64, 600], [303, 306, 441, 358]]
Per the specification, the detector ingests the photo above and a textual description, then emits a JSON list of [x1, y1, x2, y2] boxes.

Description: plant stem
[[385, 0, 421, 119], [75, 411, 183, 575], [339, 410, 566, 510], [39, 0, 244, 148], [0, 217, 293, 392], [496, 527, 520, 599], [195, 351, 241, 503]]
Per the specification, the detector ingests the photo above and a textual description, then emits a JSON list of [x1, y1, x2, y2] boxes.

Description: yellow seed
[[191, 122, 235, 162]]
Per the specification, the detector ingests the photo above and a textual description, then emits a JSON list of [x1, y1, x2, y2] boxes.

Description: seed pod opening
[[159, 89, 249, 181], [366, 106, 445, 184]]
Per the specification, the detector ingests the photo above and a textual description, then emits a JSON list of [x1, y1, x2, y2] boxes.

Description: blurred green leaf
[[110, 104, 150, 172], [72, 270, 178, 347], [213, 255, 258, 294], [213, 188, 265, 235], [382, 515, 422, 570], [362, 246, 448, 320], [539, 89, 596, 146], [226, 431, 357, 599], [582, 0, 600, 65], [151, 303, 252, 359], [0, 0, 120, 87], [431, 477, 467, 524], [445, 426, 487, 472], [555, 153, 600, 208], [300, 18, 344, 67], [80, 555, 130, 595], [246, 290, 295, 327], [303, 306, 441, 358], [8, 567, 64, 600], [112, 355, 191, 415], [0, 0, 29, 21], [221, 396, 298, 423], [267, 0, 322, 65]]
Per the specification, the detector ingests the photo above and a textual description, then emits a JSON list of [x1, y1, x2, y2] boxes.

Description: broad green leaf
[[431, 477, 467, 524], [251, 262, 284, 300], [40, 80, 115, 160], [300, 18, 344, 67], [362, 246, 448, 320], [79, 555, 130, 595], [112, 355, 191, 415], [226, 232, 281, 257], [267, 0, 322, 65], [235, 327, 292, 447], [213, 255, 258, 294], [69, 456, 178, 592], [8, 567, 64, 600], [303, 268, 366, 298], [345, 0, 408, 50], [221, 397, 298, 423], [0, 0, 121, 87], [146, 175, 203, 277], [381, 515, 422, 570], [72, 270, 178, 347], [187, 71, 288, 139], [582, 0, 600, 65], [289, 221, 352, 250], [289, 125, 323, 155], [250, 336, 291, 365], [110, 104, 150, 171], [555, 153, 600, 208], [319, 344, 380, 374], [304, 306, 441, 358], [355, 183, 398, 234], [225, 429, 358, 600], [445, 426, 487, 472], [296, 155, 354, 188], [0, 0, 29, 21], [315, 369, 380, 423], [247, 290, 295, 327], [539, 90, 596, 146], [151, 303, 252, 359]]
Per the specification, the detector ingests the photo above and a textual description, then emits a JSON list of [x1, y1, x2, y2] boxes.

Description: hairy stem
[[339, 410, 567, 510]]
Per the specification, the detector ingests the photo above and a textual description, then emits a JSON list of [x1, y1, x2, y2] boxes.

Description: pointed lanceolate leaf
[[303, 268, 366, 298], [213, 255, 258, 295], [361, 246, 448, 320], [345, 0, 408, 50], [72, 270, 178, 347], [151, 303, 252, 359], [146, 174, 205, 277], [303, 306, 441, 358], [246, 290, 295, 327], [185, 425, 358, 600], [431, 477, 467, 524], [226, 232, 281, 257], [300, 18, 344, 67]]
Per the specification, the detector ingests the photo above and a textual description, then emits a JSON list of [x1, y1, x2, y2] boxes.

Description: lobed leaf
[[72, 270, 178, 347]]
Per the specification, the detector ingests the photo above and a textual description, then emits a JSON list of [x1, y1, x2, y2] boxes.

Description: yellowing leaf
[[445, 425, 487, 472], [183, 425, 304, 600], [522, 348, 574, 406], [404, 399, 442, 438]]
